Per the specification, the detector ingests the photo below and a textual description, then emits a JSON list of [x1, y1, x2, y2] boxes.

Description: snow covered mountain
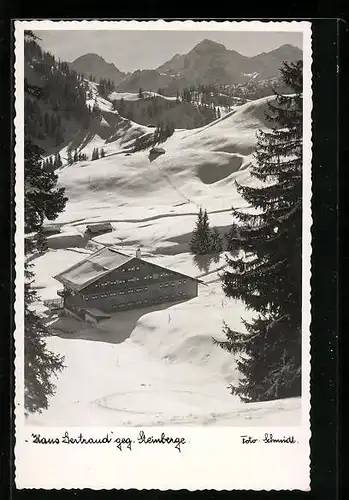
[[69, 53, 127, 86], [114, 40, 302, 93]]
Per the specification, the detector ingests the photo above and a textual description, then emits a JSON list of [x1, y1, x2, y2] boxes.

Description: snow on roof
[[138, 256, 202, 283], [53, 247, 133, 291], [86, 222, 113, 233], [42, 224, 61, 233], [54, 246, 202, 291], [150, 147, 165, 154]]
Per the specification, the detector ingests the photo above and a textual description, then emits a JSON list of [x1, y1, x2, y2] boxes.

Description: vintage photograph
[[21, 23, 306, 430]]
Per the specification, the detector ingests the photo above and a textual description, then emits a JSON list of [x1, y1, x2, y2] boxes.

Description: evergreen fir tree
[[67, 149, 73, 165], [73, 150, 78, 162], [214, 61, 303, 403], [224, 222, 240, 253], [57, 152, 62, 167], [118, 97, 125, 116], [35, 228, 48, 253], [100, 148, 105, 158], [25, 261, 64, 414], [48, 156, 54, 171], [153, 125, 160, 145], [53, 153, 61, 168], [24, 139, 67, 414], [25, 140, 67, 233], [138, 87, 144, 98], [210, 227, 223, 252], [190, 208, 212, 255]]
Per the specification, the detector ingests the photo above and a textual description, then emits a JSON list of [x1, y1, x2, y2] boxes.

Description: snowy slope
[[58, 81, 154, 163], [55, 95, 275, 225], [108, 90, 177, 102]]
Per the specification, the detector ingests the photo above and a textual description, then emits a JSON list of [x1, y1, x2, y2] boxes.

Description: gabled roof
[[139, 257, 204, 284], [86, 222, 113, 233], [53, 247, 133, 291], [54, 246, 203, 292]]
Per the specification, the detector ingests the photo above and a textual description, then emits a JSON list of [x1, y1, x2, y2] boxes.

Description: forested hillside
[[24, 35, 95, 154], [110, 91, 218, 130]]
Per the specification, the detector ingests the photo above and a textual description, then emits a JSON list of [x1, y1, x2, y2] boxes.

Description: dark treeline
[[152, 122, 175, 145], [113, 90, 219, 130], [24, 31, 68, 415], [98, 78, 115, 97], [24, 36, 92, 148]]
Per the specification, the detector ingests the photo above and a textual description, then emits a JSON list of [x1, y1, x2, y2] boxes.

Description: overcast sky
[[35, 30, 303, 73]]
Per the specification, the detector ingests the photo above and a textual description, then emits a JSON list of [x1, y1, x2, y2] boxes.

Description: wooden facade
[[54, 248, 199, 318]]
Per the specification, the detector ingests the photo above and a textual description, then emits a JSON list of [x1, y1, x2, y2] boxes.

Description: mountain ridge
[[69, 53, 127, 86], [69, 41, 302, 94]]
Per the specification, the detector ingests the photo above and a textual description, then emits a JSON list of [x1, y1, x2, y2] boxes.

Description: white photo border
[[14, 19, 312, 491]]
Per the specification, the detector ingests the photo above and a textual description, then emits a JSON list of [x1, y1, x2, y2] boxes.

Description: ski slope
[[27, 92, 301, 426]]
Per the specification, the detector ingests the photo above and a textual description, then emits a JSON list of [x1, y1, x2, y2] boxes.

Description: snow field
[[27, 93, 301, 426]]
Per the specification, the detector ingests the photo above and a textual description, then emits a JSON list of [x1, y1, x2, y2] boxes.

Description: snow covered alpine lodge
[[54, 247, 199, 322]]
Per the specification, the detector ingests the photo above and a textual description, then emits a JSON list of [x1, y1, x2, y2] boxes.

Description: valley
[[24, 33, 303, 427]]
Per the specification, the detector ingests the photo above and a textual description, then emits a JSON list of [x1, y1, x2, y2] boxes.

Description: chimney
[[136, 248, 141, 259]]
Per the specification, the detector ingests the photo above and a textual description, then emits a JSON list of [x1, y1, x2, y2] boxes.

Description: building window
[[135, 266, 140, 271], [144, 286, 148, 291]]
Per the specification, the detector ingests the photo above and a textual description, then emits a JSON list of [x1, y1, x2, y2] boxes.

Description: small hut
[[148, 147, 166, 162], [85, 222, 113, 237], [42, 224, 61, 235]]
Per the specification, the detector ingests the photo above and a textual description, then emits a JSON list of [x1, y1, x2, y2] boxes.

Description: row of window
[[85, 287, 149, 301], [159, 280, 187, 288], [112, 299, 149, 309], [85, 288, 189, 303], [93, 272, 179, 289], [95, 277, 139, 288], [85, 281, 188, 301], [111, 292, 188, 310], [121, 266, 140, 272]]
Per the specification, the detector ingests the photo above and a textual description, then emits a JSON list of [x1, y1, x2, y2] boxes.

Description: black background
[[0, 11, 346, 500]]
